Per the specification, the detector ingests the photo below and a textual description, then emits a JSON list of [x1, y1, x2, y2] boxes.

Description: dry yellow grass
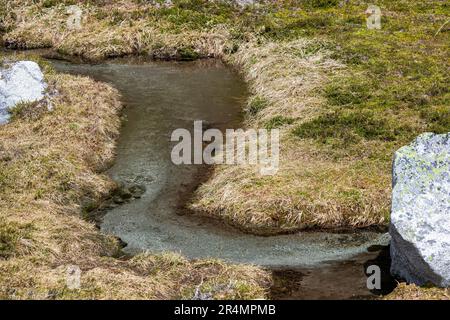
[[385, 284, 450, 300], [3, 1, 233, 61], [0, 63, 269, 299], [2, 1, 393, 234], [2, 0, 449, 300], [192, 40, 388, 234]]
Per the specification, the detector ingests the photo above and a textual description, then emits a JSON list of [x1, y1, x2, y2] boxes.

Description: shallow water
[[51, 58, 392, 299]]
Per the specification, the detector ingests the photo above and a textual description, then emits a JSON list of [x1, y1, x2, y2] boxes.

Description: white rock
[[0, 61, 47, 124], [390, 132, 450, 287]]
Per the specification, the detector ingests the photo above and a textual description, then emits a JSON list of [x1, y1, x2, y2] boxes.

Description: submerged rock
[[0, 61, 47, 124], [390, 132, 450, 287]]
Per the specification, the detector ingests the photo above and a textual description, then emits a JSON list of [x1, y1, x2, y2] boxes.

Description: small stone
[[129, 184, 146, 198], [120, 188, 133, 200]]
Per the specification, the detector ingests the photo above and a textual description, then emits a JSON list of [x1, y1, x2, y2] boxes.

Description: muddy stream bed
[[51, 58, 395, 299]]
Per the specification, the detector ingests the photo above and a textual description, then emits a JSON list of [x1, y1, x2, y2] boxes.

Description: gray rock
[[0, 61, 47, 125], [390, 132, 450, 287]]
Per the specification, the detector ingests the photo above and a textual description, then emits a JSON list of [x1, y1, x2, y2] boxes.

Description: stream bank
[[50, 57, 394, 299]]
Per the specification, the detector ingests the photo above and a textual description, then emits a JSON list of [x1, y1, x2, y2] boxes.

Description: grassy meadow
[[0, 0, 449, 299]]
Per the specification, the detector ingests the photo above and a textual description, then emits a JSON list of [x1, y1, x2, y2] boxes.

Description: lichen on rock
[[390, 132, 450, 287]]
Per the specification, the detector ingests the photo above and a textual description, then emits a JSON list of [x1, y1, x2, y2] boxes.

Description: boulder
[[390, 132, 450, 287], [0, 61, 47, 124]]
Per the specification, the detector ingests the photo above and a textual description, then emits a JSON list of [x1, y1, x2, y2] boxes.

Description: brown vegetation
[[0, 61, 269, 299]]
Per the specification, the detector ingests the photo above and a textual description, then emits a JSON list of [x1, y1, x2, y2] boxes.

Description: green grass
[[243, 0, 450, 154], [2, 0, 449, 298], [293, 109, 414, 146], [177, 46, 200, 60], [421, 105, 450, 133], [233, 0, 449, 154], [247, 96, 269, 116], [265, 115, 295, 129], [91, 0, 238, 32], [5, 0, 446, 226]]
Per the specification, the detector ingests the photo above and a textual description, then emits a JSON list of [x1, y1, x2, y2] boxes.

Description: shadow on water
[[271, 245, 396, 300], [364, 245, 397, 296]]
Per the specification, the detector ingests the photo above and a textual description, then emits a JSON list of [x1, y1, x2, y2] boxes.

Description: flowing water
[[51, 58, 393, 299]]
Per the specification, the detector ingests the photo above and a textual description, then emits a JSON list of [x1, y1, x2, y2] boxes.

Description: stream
[[51, 58, 394, 299]]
